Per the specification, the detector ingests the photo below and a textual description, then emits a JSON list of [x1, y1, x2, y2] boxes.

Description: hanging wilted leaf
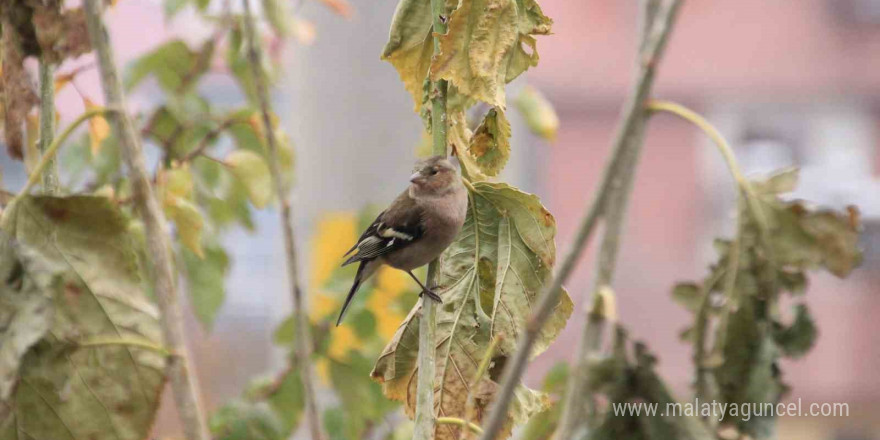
[[125, 39, 214, 93], [0, 234, 59, 404], [469, 107, 511, 177], [164, 194, 205, 257], [772, 303, 817, 359], [381, 0, 451, 110], [182, 242, 230, 329], [514, 85, 558, 141], [1, 12, 40, 160], [30, 5, 92, 64], [371, 182, 572, 440], [590, 327, 716, 440], [0, 196, 165, 440], [225, 150, 273, 209], [83, 98, 110, 155], [430, 0, 552, 107], [448, 110, 488, 182]]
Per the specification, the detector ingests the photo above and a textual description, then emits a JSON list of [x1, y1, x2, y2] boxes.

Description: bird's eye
[[430, 168, 438, 176]]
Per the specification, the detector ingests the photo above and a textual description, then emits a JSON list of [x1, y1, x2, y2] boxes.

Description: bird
[[336, 156, 469, 326]]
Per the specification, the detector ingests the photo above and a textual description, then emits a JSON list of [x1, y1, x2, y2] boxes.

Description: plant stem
[[414, 0, 450, 439], [37, 58, 59, 194], [239, 2, 324, 439], [552, 2, 682, 438], [437, 417, 484, 435], [10, 108, 111, 208], [82, 3, 211, 440], [78, 337, 171, 357], [461, 335, 501, 440], [480, 0, 682, 438]]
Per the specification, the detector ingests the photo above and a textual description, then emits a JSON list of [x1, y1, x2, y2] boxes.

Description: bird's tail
[[336, 260, 376, 326]]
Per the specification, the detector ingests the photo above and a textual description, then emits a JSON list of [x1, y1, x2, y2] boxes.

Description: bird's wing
[[342, 191, 423, 266]]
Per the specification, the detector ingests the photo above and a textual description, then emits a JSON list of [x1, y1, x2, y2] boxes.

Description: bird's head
[[409, 156, 460, 196]]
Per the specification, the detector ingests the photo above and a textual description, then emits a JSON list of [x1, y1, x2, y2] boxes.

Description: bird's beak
[[410, 172, 423, 184]]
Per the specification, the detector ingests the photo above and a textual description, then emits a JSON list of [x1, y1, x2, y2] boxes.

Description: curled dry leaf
[[469, 107, 511, 177], [1, 12, 39, 160], [83, 98, 110, 155]]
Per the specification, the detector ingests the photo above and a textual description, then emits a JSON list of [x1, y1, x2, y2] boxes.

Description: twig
[[239, 2, 324, 439], [38, 58, 59, 194], [552, 2, 683, 438], [413, 0, 451, 438], [180, 116, 245, 163], [477, 2, 683, 440], [82, 2, 211, 440], [461, 335, 502, 440]]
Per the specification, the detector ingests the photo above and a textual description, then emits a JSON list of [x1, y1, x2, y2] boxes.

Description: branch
[[37, 58, 59, 194], [552, 2, 683, 438], [413, 0, 450, 438], [239, 2, 324, 439], [462, 335, 502, 440], [82, 2, 211, 440], [477, 2, 684, 440]]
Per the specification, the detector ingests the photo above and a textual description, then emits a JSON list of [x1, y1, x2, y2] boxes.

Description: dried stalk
[[553, 1, 683, 438], [478, 2, 683, 439], [82, 2, 211, 440], [239, 1, 324, 439]]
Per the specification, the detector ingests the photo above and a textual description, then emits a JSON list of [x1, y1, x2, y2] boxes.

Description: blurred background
[[4, 0, 879, 439]]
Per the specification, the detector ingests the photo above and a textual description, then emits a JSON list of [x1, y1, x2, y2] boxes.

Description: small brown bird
[[337, 156, 469, 326]]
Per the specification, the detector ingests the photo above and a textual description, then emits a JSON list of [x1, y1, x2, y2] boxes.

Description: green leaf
[[244, 369, 305, 436], [261, 0, 292, 37], [514, 85, 559, 141], [182, 242, 230, 330], [773, 303, 816, 359], [225, 150, 274, 209], [0, 196, 165, 440], [210, 400, 286, 440], [125, 39, 214, 93], [591, 327, 716, 440], [371, 182, 572, 440], [469, 107, 511, 177], [671, 282, 702, 312], [164, 195, 205, 257]]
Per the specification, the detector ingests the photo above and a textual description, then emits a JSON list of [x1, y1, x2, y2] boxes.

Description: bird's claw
[[419, 289, 443, 303]]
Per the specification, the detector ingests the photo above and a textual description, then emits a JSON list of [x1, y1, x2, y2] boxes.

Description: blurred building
[[9, 1, 877, 439], [532, 1, 880, 439]]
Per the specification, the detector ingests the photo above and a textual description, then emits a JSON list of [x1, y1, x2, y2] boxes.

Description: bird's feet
[[419, 288, 443, 303]]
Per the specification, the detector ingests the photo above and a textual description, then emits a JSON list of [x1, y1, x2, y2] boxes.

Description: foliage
[[0, 196, 164, 440], [671, 168, 861, 438]]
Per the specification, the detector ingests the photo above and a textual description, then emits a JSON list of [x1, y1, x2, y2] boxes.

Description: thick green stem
[[37, 59, 59, 194], [82, 2, 211, 440], [414, 1, 449, 439], [240, 2, 324, 439]]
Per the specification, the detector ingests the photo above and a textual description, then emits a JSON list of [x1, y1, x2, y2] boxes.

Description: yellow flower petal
[[375, 310, 404, 340], [376, 267, 411, 299], [328, 324, 360, 361], [309, 292, 340, 323], [314, 358, 331, 385], [310, 212, 358, 287]]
